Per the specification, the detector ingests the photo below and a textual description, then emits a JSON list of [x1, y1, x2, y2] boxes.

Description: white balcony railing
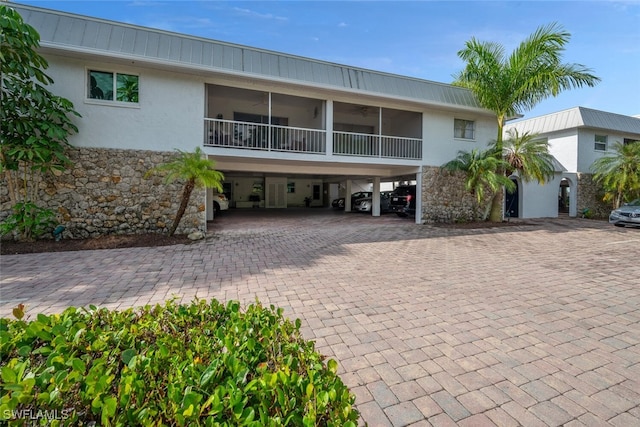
[[333, 131, 422, 160], [204, 119, 422, 160], [204, 119, 326, 154]]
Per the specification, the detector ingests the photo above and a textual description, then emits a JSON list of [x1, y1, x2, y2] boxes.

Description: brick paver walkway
[[2, 210, 639, 426]]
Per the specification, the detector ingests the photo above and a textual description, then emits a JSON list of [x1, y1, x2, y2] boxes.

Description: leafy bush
[[1, 300, 360, 426], [0, 202, 57, 241]]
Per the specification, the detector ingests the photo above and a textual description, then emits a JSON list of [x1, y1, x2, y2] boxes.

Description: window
[[624, 138, 639, 145], [287, 182, 295, 193], [454, 119, 475, 140], [88, 70, 139, 103], [594, 134, 607, 151]]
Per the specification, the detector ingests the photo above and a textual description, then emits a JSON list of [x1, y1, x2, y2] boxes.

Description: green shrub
[[0, 300, 360, 426], [0, 202, 57, 241]]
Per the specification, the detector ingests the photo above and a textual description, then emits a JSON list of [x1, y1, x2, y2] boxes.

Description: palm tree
[[454, 22, 600, 221], [492, 128, 556, 183], [442, 148, 515, 220], [146, 147, 224, 236], [590, 141, 640, 208]]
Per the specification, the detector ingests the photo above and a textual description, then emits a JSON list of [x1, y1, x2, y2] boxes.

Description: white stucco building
[[3, 3, 504, 234], [11, 4, 633, 236], [504, 107, 640, 218]]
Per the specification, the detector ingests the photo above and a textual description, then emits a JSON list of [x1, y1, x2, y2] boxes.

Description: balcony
[[333, 132, 422, 159], [204, 118, 422, 160], [204, 119, 326, 154], [204, 84, 423, 161]]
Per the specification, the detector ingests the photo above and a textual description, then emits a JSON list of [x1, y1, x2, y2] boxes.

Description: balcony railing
[[333, 132, 422, 160], [204, 119, 326, 154], [204, 119, 422, 160]]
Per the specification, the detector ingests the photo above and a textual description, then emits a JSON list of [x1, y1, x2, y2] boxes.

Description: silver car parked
[[353, 191, 393, 213], [609, 199, 640, 227]]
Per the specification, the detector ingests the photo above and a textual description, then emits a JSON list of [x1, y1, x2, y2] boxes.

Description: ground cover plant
[[0, 299, 360, 426]]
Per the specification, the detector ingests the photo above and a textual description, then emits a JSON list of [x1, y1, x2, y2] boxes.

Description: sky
[[14, 0, 640, 119]]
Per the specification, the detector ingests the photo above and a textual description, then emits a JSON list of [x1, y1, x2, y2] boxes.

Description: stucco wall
[[422, 110, 496, 167], [45, 55, 204, 152], [518, 173, 565, 218], [1, 148, 206, 240]]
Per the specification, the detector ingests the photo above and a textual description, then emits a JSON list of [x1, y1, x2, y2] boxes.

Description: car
[[609, 199, 640, 227], [388, 185, 416, 217], [331, 191, 372, 210], [353, 191, 393, 213], [212, 193, 230, 213]]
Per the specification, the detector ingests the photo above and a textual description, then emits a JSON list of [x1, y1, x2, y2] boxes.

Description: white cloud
[[232, 7, 288, 22]]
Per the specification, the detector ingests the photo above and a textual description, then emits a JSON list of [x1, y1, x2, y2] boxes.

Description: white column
[[415, 168, 423, 224], [345, 179, 352, 212], [372, 177, 381, 217], [326, 100, 334, 156]]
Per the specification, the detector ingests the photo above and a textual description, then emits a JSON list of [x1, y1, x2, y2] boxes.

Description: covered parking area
[[207, 155, 422, 223]]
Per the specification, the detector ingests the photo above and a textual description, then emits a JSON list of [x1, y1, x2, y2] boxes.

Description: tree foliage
[[453, 22, 600, 221], [492, 128, 556, 184], [442, 148, 515, 220], [146, 147, 224, 236], [590, 141, 640, 208], [1, 4, 80, 240]]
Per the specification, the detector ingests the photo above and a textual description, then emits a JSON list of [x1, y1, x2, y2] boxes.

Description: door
[[505, 179, 519, 218], [265, 177, 286, 208]]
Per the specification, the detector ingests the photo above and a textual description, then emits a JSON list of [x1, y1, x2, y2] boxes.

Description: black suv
[[389, 185, 416, 217]]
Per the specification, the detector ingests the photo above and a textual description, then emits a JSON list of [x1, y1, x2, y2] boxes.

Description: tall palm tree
[[146, 147, 224, 236], [590, 141, 640, 208], [442, 148, 515, 220], [454, 22, 600, 221], [492, 128, 556, 183]]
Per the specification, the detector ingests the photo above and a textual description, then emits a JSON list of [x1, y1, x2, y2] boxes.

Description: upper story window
[[594, 134, 607, 151], [454, 119, 475, 140], [88, 70, 139, 103]]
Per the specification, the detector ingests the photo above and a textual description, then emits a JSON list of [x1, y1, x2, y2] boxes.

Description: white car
[[353, 191, 393, 213], [609, 199, 640, 227], [212, 193, 229, 213]]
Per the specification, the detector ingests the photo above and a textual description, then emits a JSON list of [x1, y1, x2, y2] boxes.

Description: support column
[[415, 168, 423, 224], [326, 100, 333, 156], [372, 177, 381, 217], [345, 180, 352, 212]]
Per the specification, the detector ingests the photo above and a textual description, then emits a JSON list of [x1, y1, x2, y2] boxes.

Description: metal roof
[[505, 107, 640, 136], [13, 4, 483, 111]]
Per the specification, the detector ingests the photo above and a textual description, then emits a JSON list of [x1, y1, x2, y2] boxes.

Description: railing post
[[326, 100, 333, 156]]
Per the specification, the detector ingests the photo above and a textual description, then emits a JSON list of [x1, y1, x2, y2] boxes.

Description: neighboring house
[[3, 4, 499, 237], [504, 107, 640, 219]]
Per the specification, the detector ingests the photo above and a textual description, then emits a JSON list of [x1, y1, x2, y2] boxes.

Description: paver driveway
[[1, 210, 639, 426]]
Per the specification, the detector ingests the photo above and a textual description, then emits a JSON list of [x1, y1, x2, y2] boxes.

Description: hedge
[[0, 299, 360, 426]]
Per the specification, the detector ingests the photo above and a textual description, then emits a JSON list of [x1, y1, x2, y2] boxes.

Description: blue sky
[[16, 0, 640, 119]]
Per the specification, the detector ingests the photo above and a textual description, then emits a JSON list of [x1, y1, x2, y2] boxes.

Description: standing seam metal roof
[[13, 4, 483, 111], [505, 107, 640, 136]]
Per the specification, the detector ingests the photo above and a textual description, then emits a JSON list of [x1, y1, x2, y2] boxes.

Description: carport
[[207, 155, 422, 223]]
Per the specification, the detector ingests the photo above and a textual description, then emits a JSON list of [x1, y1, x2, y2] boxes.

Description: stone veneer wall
[[420, 166, 481, 223], [576, 172, 611, 218], [0, 147, 206, 239]]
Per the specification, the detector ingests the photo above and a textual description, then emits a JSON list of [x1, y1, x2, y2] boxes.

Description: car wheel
[[396, 212, 407, 217], [214, 202, 221, 213], [614, 223, 625, 227]]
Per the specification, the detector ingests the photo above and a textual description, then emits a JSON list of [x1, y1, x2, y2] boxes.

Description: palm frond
[[591, 141, 640, 206], [495, 128, 556, 183]]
